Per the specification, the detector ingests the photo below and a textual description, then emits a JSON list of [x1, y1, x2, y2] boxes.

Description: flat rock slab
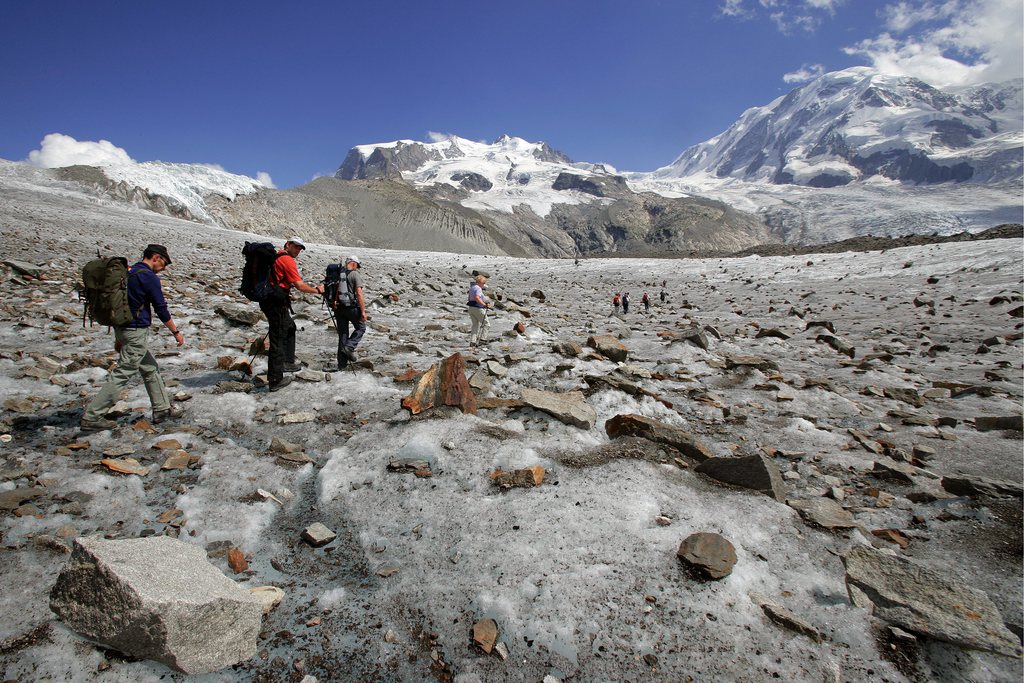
[[843, 545, 1020, 656], [605, 413, 713, 463], [677, 532, 736, 580], [215, 306, 262, 327], [301, 523, 337, 547], [788, 497, 858, 529], [941, 475, 1023, 498], [695, 453, 786, 501], [586, 335, 628, 362], [49, 536, 262, 674], [521, 388, 596, 429]]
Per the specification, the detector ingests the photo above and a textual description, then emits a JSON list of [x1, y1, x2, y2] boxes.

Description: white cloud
[[722, 0, 844, 32], [719, 0, 752, 17], [27, 133, 134, 168], [783, 63, 826, 83], [427, 131, 453, 143], [844, 0, 1023, 86], [256, 171, 276, 189]]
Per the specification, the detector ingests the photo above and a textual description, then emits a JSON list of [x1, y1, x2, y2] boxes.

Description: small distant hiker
[[622, 292, 630, 314], [642, 291, 650, 313], [468, 273, 492, 347], [612, 293, 621, 313], [261, 237, 323, 392], [330, 256, 367, 369], [80, 244, 185, 431], [660, 290, 667, 303]]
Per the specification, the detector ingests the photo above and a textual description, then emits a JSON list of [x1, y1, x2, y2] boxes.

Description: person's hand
[[174, 331, 184, 347]]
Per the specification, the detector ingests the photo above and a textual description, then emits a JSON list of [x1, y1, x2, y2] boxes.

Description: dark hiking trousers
[[335, 306, 366, 367], [260, 299, 296, 386]]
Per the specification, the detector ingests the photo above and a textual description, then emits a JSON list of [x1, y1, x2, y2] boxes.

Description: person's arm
[[295, 280, 322, 295], [147, 272, 184, 346], [356, 287, 367, 320]]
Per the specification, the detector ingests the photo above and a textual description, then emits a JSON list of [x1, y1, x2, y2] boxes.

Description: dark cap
[[144, 244, 172, 265]]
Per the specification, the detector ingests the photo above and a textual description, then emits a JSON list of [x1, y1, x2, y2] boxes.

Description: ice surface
[[0, 164, 1020, 681]]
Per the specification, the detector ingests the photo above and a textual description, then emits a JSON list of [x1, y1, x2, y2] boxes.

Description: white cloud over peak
[[256, 171, 276, 189], [27, 133, 134, 168], [783, 63, 825, 83], [845, 0, 1023, 86], [427, 131, 453, 143]]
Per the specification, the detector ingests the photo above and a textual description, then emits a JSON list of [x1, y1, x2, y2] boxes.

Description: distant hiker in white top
[[467, 273, 492, 347]]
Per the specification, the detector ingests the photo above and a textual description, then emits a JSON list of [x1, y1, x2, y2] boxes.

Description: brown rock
[[695, 454, 786, 501], [676, 532, 737, 580], [401, 353, 477, 415], [472, 618, 498, 653], [605, 413, 714, 463], [161, 450, 191, 470], [586, 335, 628, 362], [228, 547, 249, 573]]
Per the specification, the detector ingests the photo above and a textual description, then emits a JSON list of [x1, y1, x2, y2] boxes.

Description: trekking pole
[[247, 332, 269, 373]]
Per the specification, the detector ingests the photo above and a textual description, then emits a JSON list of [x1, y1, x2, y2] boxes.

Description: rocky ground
[[0, 164, 1022, 682]]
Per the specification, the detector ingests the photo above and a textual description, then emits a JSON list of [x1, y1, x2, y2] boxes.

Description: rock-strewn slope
[[0, 165, 1021, 682]]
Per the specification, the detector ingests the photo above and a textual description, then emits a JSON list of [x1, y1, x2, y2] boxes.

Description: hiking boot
[[152, 405, 184, 424], [80, 417, 118, 431], [283, 362, 303, 373], [269, 376, 293, 392], [343, 347, 357, 362]]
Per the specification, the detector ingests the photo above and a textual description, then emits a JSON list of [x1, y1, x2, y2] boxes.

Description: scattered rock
[[99, 458, 149, 476], [974, 415, 1023, 432], [215, 306, 262, 327], [490, 466, 545, 488], [248, 586, 285, 614], [604, 413, 713, 462], [941, 475, 1023, 498], [676, 532, 737, 580], [843, 545, 1020, 656], [787, 498, 858, 529], [521, 388, 596, 429], [301, 523, 336, 547], [401, 353, 477, 415], [586, 335, 628, 362], [472, 618, 498, 654], [695, 454, 786, 501]]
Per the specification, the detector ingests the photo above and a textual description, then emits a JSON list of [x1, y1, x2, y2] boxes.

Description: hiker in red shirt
[[261, 237, 322, 392]]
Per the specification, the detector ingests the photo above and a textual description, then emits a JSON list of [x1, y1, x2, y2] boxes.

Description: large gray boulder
[[50, 536, 262, 674], [843, 545, 1020, 656]]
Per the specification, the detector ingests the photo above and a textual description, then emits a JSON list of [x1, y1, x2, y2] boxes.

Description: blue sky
[[2, 0, 1020, 188]]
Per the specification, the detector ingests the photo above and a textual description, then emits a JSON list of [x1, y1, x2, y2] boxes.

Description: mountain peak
[[658, 68, 1022, 187]]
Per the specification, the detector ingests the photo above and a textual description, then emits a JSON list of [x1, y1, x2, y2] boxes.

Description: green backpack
[[80, 257, 139, 327]]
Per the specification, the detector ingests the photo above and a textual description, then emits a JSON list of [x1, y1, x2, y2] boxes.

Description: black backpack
[[240, 242, 280, 302], [323, 263, 356, 309]]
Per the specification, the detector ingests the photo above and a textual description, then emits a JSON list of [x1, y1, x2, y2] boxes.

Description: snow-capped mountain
[[336, 134, 617, 217], [656, 67, 1023, 187], [47, 159, 268, 222], [330, 134, 773, 255]]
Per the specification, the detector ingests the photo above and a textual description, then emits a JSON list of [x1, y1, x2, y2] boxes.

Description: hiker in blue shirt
[[81, 244, 185, 431]]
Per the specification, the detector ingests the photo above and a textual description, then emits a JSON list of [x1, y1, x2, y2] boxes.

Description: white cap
[[346, 255, 361, 265], [287, 236, 307, 250]]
